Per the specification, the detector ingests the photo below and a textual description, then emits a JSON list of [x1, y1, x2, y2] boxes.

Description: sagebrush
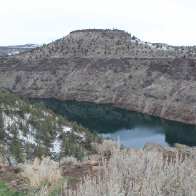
[[66, 142, 196, 196], [21, 157, 62, 188]]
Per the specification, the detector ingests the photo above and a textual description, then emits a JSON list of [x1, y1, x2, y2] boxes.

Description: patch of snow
[[73, 131, 85, 141], [2, 112, 36, 144], [62, 126, 84, 141], [50, 139, 62, 154], [24, 113, 31, 120], [43, 111, 50, 116], [161, 46, 168, 51], [2, 113, 15, 127], [29, 124, 35, 134], [146, 42, 156, 49], [21, 44, 39, 49], [62, 126, 72, 133], [18, 130, 36, 145], [62, 125, 85, 142], [8, 51, 20, 55]]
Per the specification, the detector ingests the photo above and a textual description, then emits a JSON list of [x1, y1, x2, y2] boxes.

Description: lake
[[36, 99, 196, 148]]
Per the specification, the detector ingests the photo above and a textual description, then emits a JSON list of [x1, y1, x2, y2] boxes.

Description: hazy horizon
[[1, 0, 196, 46]]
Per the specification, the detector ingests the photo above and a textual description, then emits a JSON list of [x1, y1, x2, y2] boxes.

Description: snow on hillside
[[0, 92, 100, 163]]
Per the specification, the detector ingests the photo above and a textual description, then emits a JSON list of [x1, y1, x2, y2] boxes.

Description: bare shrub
[[60, 156, 78, 166], [66, 145, 196, 196], [97, 139, 121, 156], [20, 156, 62, 188]]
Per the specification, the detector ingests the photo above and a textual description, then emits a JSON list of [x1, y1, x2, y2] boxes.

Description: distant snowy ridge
[[0, 44, 41, 56]]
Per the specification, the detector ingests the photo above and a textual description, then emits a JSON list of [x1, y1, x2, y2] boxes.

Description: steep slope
[[0, 92, 100, 164], [0, 57, 195, 125], [0, 29, 195, 125]]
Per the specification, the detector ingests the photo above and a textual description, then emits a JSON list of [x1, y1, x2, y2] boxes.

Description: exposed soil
[[0, 164, 29, 193], [62, 163, 100, 190]]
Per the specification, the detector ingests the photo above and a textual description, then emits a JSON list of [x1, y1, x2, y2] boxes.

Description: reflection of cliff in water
[[34, 98, 196, 147], [164, 121, 196, 146]]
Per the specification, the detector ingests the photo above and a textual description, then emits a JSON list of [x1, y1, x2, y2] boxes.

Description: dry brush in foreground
[[65, 141, 196, 196], [20, 157, 62, 188]]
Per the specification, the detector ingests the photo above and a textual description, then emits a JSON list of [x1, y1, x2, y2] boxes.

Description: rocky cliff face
[[0, 29, 195, 125]]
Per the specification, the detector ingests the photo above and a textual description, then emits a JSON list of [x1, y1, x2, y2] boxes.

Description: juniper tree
[[0, 109, 4, 140]]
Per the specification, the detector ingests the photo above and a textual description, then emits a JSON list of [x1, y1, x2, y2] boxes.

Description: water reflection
[[34, 99, 196, 148], [103, 127, 168, 147]]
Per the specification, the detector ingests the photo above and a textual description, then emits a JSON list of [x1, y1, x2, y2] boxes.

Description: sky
[[0, 0, 195, 46]]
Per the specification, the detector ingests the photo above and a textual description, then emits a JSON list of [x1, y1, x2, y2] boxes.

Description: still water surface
[[37, 99, 196, 148]]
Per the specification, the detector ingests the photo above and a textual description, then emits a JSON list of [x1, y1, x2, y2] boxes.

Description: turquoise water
[[36, 99, 196, 148]]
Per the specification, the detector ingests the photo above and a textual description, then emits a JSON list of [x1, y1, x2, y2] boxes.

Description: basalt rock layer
[[0, 29, 196, 125], [0, 56, 195, 125]]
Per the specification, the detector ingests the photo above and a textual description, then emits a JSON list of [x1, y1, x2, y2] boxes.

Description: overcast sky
[[0, 0, 195, 46]]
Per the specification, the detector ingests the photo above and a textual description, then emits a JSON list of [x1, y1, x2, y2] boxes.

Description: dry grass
[[65, 141, 196, 196], [60, 156, 78, 166], [20, 156, 62, 188], [96, 139, 121, 156], [16, 141, 196, 195]]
